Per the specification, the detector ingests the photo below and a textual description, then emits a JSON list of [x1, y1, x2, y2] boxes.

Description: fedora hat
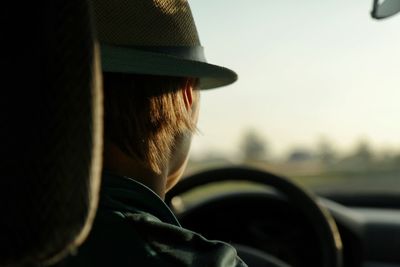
[[92, 0, 237, 89]]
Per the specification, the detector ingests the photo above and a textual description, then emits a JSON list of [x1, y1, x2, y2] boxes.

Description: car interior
[[1, 0, 399, 267]]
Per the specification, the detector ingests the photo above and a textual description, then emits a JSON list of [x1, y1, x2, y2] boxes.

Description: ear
[[182, 79, 194, 111]]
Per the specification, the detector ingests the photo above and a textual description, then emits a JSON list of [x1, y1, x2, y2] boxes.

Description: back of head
[[91, 0, 236, 175], [0, 0, 102, 265]]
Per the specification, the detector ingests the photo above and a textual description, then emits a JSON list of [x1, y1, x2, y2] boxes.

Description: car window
[[185, 0, 400, 195]]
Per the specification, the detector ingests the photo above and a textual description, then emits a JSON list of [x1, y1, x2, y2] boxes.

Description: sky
[[188, 0, 400, 160]]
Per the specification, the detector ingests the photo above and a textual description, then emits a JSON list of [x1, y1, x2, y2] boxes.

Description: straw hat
[[92, 0, 237, 89]]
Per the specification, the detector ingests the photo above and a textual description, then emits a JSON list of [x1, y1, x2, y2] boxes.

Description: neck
[[103, 143, 168, 199]]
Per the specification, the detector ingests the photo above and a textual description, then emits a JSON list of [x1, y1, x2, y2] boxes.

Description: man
[[59, 0, 246, 266]]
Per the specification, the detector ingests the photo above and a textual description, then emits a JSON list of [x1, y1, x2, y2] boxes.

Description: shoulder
[[59, 209, 246, 267], [122, 211, 247, 267], [57, 209, 168, 267]]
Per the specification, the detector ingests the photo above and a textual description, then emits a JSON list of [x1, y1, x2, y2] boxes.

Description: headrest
[[0, 0, 103, 265]]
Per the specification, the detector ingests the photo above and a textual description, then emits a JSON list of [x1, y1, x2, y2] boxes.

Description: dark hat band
[[129, 45, 207, 63]]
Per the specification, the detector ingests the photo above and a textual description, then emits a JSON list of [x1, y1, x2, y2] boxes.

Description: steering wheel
[[166, 166, 343, 267]]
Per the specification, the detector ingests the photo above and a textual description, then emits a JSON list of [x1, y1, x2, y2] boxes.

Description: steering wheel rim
[[166, 166, 343, 267]]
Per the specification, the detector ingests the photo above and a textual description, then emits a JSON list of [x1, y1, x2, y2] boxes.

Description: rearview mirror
[[371, 0, 400, 19]]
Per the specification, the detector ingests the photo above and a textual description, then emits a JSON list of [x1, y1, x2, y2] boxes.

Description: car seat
[[0, 0, 103, 265]]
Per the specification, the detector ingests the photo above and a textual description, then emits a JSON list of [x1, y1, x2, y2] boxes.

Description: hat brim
[[101, 45, 237, 89]]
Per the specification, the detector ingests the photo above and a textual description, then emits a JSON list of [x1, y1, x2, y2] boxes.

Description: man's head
[[91, 0, 237, 193]]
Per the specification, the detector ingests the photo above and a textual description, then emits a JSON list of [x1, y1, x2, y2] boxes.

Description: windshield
[[185, 0, 400, 195]]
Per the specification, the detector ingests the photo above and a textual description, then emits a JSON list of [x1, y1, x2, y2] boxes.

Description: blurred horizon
[[188, 0, 400, 161]]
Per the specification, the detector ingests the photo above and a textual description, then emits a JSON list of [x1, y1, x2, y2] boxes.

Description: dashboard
[[172, 190, 400, 267], [323, 198, 400, 267]]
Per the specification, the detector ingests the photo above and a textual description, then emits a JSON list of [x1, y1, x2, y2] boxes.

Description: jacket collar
[[100, 171, 181, 226]]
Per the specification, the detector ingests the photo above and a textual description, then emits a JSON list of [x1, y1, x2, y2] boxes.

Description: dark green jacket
[[58, 172, 247, 267]]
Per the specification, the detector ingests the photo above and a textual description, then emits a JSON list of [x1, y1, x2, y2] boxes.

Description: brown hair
[[103, 72, 198, 174]]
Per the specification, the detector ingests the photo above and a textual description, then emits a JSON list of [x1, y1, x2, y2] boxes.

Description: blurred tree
[[240, 129, 268, 162], [353, 140, 373, 164], [338, 139, 374, 170], [316, 137, 337, 165]]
